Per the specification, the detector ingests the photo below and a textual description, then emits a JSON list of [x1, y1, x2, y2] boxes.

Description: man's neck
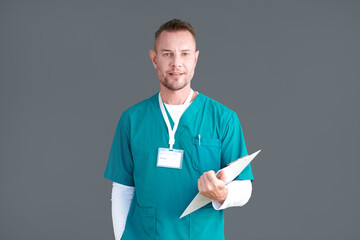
[[160, 85, 196, 105]]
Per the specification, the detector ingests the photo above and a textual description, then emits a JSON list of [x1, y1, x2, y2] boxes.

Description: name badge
[[157, 148, 184, 169]]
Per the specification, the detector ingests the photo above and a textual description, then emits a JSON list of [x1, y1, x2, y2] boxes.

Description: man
[[104, 19, 254, 240]]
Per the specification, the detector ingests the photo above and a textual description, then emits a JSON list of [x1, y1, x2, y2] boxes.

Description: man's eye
[[182, 53, 190, 56], [163, 53, 171, 56]]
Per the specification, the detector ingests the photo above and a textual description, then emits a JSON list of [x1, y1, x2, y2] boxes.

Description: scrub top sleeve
[[104, 112, 135, 186], [221, 111, 254, 182]]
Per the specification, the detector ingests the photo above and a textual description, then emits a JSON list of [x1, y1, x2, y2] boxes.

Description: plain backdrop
[[1, 0, 359, 239]]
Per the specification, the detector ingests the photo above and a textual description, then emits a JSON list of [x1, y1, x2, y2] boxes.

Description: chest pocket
[[191, 137, 221, 172]]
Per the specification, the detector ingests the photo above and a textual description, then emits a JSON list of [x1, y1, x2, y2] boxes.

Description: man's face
[[149, 30, 199, 91]]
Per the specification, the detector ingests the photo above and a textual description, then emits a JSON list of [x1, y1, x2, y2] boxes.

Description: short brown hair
[[155, 19, 196, 42]]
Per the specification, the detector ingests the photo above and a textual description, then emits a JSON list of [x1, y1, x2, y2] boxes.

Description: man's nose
[[171, 55, 181, 67]]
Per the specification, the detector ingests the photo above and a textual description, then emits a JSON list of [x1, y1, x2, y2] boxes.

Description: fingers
[[216, 170, 227, 182], [198, 176, 203, 191], [204, 170, 217, 184], [197, 170, 228, 202], [198, 171, 225, 192]]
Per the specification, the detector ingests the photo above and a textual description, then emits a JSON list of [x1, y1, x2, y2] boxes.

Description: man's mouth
[[168, 71, 184, 76], [169, 72, 184, 76]]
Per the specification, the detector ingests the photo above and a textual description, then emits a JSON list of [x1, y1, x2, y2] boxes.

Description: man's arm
[[111, 182, 134, 240], [198, 170, 252, 209], [211, 180, 252, 210]]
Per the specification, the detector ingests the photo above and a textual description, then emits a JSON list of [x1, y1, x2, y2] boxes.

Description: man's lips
[[168, 72, 184, 76]]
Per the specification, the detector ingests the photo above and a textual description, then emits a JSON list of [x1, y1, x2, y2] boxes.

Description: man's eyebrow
[[160, 49, 192, 52]]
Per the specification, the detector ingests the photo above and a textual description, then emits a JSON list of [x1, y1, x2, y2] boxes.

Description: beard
[[160, 77, 190, 91]]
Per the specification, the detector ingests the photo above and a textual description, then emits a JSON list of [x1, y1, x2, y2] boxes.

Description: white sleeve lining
[[212, 180, 252, 210], [111, 182, 135, 240]]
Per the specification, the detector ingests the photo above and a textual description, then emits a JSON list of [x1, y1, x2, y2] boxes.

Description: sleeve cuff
[[212, 186, 231, 210], [212, 180, 252, 210]]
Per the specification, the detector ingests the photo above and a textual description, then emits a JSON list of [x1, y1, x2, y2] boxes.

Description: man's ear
[[194, 50, 200, 67], [149, 49, 157, 69]]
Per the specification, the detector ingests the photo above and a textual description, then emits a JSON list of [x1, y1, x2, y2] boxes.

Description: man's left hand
[[198, 170, 228, 204]]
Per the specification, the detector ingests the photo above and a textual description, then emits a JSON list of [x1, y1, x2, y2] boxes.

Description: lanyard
[[159, 89, 194, 150]]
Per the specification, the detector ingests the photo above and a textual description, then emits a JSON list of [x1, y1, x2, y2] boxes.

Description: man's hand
[[198, 170, 228, 204]]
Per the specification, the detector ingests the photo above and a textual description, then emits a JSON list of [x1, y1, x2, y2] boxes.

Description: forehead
[[155, 30, 196, 51]]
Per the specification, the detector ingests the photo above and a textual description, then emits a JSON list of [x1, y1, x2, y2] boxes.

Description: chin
[[163, 83, 188, 91], [161, 79, 188, 90]]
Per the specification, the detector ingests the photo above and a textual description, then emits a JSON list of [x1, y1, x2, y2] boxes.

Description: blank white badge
[[157, 148, 184, 169]]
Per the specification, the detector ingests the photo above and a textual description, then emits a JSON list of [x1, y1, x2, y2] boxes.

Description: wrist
[[218, 187, 228, 204]]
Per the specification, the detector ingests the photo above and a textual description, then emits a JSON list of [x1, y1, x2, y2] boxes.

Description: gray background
[[1, 0, 359, 239]]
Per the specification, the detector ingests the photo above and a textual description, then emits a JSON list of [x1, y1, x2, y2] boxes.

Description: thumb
[[216, 170, 227, 182]]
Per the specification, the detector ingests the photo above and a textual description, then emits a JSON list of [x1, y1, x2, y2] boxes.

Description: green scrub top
[[104, 92, 254, 240]]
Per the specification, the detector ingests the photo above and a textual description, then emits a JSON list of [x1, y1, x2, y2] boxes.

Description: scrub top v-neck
[[104, 92, 253, 240]]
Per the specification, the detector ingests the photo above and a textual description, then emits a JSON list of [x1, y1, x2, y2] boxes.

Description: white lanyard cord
[[159, 89, 194, 150]]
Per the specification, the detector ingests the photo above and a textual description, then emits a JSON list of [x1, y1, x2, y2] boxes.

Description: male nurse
[[104, 19, 254, 240]]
